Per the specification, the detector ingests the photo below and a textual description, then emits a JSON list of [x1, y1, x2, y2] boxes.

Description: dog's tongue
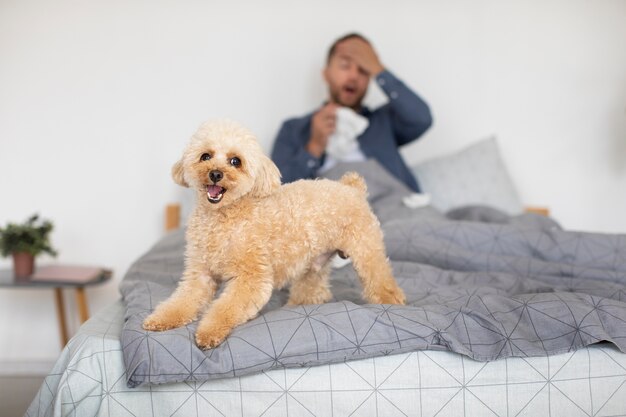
[[207, 185, 223, 198]]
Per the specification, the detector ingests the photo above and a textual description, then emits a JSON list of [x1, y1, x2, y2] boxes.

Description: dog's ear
[[171, 159, 188, 187], [249, 155, 281, 198]]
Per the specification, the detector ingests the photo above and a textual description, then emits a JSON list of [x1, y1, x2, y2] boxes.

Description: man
[[271, 33, 433, 192]]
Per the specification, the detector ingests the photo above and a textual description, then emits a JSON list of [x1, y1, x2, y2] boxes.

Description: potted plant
[[0, 214, 58, 277]]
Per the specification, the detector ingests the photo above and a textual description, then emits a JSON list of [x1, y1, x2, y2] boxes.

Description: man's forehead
[[329, 52, 354, 66]]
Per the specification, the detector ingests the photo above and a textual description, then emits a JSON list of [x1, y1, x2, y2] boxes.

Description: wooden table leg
[[54, 288, 69, 347], [75, 286, 90, 323]]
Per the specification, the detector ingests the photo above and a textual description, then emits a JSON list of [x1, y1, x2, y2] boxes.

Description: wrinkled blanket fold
[[120, 160, 626, 387]]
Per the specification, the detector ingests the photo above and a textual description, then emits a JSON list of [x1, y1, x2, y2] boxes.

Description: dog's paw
[[143, 314, 169, 331], [388, 288, 407, 305], [143, 313, 189, 332], [369, 285, 406, 305], [195, 324, 231, 350]]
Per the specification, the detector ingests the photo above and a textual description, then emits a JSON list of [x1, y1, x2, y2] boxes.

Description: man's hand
[[306, 103, 338, 158], [336, 37, 385, 77]]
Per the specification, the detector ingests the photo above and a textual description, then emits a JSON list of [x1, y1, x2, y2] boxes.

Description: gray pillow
[[411, 137, 523, 214]]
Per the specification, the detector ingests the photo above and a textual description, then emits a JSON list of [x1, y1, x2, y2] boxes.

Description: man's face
[[324, 45, 370, 110]]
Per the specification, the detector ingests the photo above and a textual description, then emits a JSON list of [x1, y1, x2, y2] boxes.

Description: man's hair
[[326, 32, 371, 64]]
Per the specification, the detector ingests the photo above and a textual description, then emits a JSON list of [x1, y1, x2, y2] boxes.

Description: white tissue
[[402, 193, 432, 209], [326, 107, 369, 160]]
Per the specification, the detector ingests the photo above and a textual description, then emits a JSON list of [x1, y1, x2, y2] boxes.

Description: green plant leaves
[[0, 214, 58, 257]]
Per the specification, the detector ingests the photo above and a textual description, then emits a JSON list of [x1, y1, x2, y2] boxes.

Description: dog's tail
[[339, 172, 368, 196]]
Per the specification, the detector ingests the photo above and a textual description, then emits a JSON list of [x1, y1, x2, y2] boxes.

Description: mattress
[[26, 300, 626, 417]]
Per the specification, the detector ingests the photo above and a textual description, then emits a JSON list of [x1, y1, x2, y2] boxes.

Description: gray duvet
[[120, 161, 626, 387]]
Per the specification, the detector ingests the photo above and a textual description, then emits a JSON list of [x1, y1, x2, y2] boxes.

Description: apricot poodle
[[143, 120, 405, 349]]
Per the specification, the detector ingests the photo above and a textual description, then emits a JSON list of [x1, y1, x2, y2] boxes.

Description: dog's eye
[[230, 157, 241, 167], [200, 153, 211, 162]]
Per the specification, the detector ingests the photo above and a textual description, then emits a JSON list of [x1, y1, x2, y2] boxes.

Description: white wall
[[1, 0, 625, 364]]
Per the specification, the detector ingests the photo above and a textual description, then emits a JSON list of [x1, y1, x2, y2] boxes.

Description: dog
[[143, 120, 405, 349]]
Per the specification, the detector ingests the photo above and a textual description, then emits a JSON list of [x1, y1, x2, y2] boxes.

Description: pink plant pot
[[12, 252, 35, 277]]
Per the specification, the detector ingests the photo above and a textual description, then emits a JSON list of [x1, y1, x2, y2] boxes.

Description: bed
[[25, 139, 626, 417]]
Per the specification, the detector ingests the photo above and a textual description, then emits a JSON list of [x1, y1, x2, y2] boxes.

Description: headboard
[[165, 203, 181, 232], [164, 202, 549, 232]]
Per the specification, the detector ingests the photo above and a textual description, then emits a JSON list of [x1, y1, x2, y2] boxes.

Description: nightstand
[[0, 266, 112, 347]]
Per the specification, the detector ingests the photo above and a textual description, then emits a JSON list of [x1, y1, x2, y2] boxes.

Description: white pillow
[[411, 137, 523, 214]]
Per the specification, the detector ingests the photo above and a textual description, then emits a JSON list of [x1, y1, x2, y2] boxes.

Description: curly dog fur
[[143, 120, 405, 349]]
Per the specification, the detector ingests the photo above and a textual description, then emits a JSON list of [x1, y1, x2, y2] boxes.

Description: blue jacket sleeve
[[270, 118, 324, 184], [376, 70, 433, 146]]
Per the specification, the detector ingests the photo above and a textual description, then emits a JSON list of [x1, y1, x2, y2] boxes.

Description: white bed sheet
[[26, 300, 626, 417]]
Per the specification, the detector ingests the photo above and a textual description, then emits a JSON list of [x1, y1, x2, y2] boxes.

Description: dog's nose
[[209, 170, 223, 183]]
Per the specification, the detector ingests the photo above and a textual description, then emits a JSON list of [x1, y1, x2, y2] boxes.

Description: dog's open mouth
[[206, 184, 226, 204]]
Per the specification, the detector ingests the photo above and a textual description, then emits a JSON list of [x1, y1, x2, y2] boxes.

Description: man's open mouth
[[343, 85, 357, 95], [206, 184, 226, 204]]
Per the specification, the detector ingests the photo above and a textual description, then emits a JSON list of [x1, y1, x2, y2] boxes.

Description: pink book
[[31, 265, 104, 283]]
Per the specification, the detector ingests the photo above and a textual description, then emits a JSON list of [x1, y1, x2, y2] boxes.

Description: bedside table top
[[0, 265, 112, 288]]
